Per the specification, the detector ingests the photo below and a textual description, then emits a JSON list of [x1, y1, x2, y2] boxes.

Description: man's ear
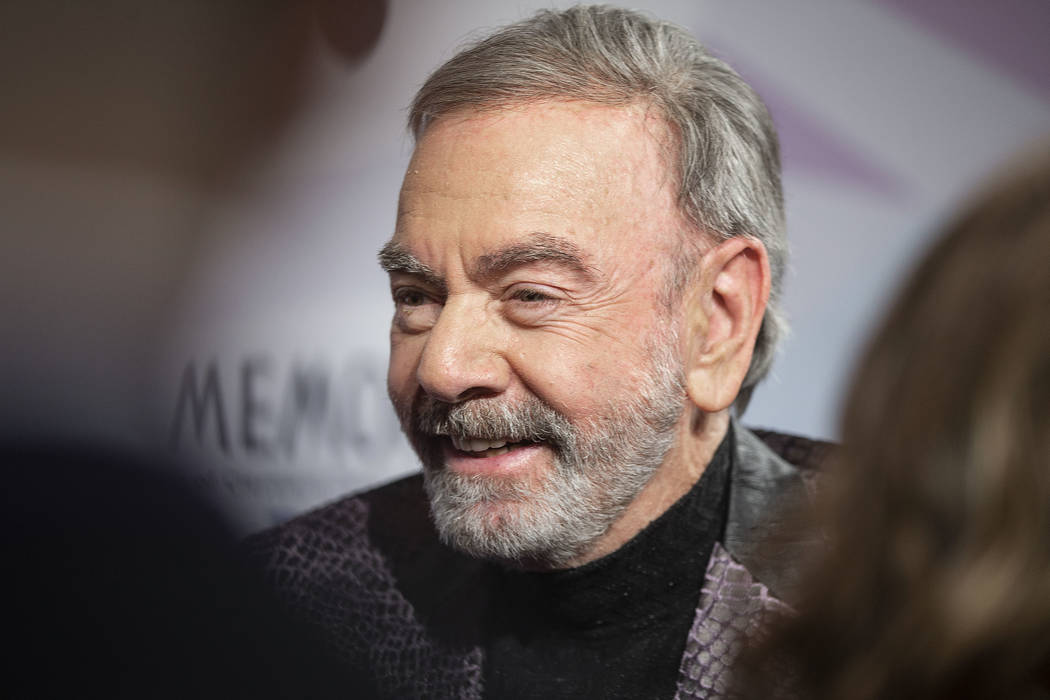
[[681, 236, 771, 413]]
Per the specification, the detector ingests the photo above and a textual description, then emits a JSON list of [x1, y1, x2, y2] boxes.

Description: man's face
[[383, 101, 691, 567]]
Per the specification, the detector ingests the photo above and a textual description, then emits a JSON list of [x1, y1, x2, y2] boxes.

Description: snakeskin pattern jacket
[[247, 423, 828, 699]]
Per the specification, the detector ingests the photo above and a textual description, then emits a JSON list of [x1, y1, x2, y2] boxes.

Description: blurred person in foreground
[[736, 149, 1050, 699], [0, 1, 384, 696], [249, 6, 831, 699]]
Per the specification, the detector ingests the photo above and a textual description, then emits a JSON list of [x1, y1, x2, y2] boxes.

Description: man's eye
[[511, 288, 555, 303], [393, 289, 430, 306], [504, 286, 562, 325], [391, 287, 441, 333]]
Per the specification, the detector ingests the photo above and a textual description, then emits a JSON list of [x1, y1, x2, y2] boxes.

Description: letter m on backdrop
[[170, 361, 230, 453]]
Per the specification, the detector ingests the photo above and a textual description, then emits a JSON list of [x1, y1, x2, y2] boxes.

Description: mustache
[[409, 394, 575, 448]]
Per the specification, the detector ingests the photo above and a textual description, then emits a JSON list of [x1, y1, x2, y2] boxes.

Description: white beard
[[402, 325, 686, 568]]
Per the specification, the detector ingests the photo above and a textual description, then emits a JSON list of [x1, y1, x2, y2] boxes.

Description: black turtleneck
[[482, 426, 734, 699]]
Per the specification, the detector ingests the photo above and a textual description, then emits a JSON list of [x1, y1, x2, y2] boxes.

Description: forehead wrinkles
[[401, 101, 681, 223]]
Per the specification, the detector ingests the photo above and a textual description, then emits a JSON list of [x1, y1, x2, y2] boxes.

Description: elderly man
[[249, 6, 826, 699]]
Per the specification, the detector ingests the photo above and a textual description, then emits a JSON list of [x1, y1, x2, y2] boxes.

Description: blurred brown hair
[[738, 148, 1050, 699]]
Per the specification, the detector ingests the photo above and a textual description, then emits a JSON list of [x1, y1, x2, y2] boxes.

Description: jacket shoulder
[[244, 472, 433, 585], [749, 428, 833, 496], [242, 473, 488, 697]]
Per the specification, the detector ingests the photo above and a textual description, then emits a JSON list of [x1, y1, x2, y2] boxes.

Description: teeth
[[451, 436, 510, 453]]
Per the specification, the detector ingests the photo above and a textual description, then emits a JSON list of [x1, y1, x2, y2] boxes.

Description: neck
[[563, 407, 730, 568]]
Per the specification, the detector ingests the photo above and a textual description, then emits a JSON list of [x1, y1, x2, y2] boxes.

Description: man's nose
[[415, 297, 509, 403]]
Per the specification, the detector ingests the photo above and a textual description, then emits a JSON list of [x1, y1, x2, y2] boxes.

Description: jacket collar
[[724, 420, 816, 603]]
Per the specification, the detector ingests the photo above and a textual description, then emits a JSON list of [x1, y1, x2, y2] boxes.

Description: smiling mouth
[[448, 435, 539, 458]]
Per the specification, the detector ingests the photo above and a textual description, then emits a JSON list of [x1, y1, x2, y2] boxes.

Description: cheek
[[387, 335, 422, 396], [511, 338, 644, 416]]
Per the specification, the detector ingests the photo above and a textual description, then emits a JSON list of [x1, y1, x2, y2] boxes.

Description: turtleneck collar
[[490, 425, 733, 638]]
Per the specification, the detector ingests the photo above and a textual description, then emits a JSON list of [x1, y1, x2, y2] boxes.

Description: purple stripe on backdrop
[[876, 0, 1050, 99], [730, 61, 906, 199]]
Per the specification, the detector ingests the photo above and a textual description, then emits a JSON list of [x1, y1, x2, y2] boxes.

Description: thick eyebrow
[[377, 241, 447, 293], [474, 233, 596, 283]]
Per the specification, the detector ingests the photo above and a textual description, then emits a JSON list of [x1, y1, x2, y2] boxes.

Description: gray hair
[[408, 5, 786, 414]]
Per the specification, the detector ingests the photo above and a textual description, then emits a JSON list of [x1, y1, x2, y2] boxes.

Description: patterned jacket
[[247, 424, 829, 698]]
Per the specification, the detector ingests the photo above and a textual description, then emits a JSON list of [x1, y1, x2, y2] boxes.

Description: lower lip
[[442, 440, 549, 477]]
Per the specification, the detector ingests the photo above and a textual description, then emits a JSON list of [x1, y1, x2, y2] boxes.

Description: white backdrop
[[160, 0, 1050, 532]]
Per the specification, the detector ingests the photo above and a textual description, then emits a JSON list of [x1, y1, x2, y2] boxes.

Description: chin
[[422, 465, 604, 567]]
